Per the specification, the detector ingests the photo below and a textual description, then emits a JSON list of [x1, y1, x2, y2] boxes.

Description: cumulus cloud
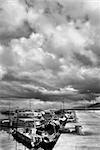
[[0, 66, 6, 79], [0, 0, 100, 101], [0, 0, 32, 43]]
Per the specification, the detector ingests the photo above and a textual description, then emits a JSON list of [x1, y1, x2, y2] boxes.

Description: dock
[[53, 110, 100, 150]]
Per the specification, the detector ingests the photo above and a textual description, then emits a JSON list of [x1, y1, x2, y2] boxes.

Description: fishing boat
[[0, 119, 11, 127], [12, 121, 60, 150], [40, 131, 60, 150], [59, 122, 83, 135], [11, 109, 77, 149], [37, 121, 60, 150], [12, 128, 42, 149], [12, 109, 43, 149]]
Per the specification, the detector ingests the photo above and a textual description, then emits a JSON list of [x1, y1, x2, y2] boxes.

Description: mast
[[8, 100, 12, 139], [8, 100, 11, 127], [9, 100, 12, 127], [62, 101, 64, 111], [29, 99, 32, 110], [15, 107, 19, 130]]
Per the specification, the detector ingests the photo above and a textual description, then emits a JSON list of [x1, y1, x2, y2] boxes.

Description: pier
[[53, 110, 100, 150]]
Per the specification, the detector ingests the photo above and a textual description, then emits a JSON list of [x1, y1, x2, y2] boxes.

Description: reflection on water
[[0, 113, 29, 150], [0, 127, 29, 150]]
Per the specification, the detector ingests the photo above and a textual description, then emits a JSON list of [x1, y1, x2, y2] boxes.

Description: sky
[[0, 0, 100, 101]]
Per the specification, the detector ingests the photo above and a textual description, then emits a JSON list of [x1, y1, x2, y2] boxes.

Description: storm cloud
[[0, 0, 100, 101]]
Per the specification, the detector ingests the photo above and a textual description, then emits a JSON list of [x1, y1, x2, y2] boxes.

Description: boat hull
[[12, 130, 60, 150], [12, 130, 40, 149]]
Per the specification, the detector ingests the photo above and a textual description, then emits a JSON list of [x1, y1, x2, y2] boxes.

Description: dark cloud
[[0, 21, 33, 45], [0, 0, 100, 101], [72, 78, 100, 94], [74, 52, 93, 66]]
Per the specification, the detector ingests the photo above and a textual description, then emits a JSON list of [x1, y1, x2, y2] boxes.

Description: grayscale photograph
[[0, 0, 100, 150]]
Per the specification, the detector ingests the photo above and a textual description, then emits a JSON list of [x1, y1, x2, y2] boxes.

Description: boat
[[12, 121, 60, 150], [11, 109, 79, 149], [37, 121, 60, 150], [0, 119, 11, 128], [59, 122, 83, 135], [12, 128, 42, 149], [40, 132, 60, 150]]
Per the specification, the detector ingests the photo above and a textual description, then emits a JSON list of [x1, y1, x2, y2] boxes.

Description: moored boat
[[12, 121, 61, 150], [12, 128, 42, 149], [59, 122, 83, 135], [40, 132, 60, 150]]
